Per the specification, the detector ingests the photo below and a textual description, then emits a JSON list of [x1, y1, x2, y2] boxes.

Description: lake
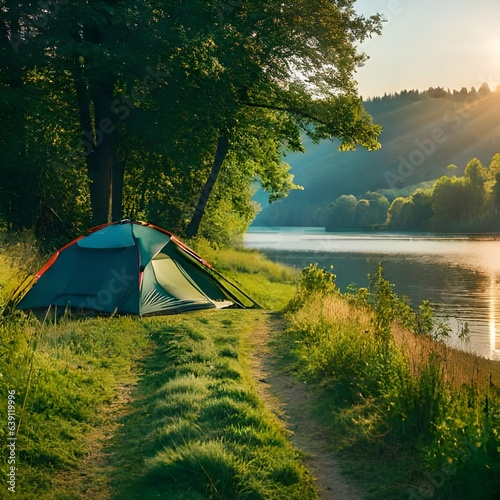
[[244, 227, 500, 361]]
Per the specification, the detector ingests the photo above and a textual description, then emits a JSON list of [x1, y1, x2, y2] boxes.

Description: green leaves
[[1, 0, 382, 242]]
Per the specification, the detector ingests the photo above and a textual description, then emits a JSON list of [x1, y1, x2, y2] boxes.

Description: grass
[[103, 310, 316, 499], [0, 313, 151, 498], [190, 239, 298, 310], [2, 231, 499, 499], [283, 267, 500, 499], [0, 232, 314, 499]]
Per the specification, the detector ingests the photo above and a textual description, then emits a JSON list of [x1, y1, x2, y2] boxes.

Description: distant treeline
[[366, 82, 496, 103], [318, 154, 500, 232]]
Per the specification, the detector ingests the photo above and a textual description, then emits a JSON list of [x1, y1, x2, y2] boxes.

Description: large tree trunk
[[74, 67, 118, 226], [88, 80, 117, 225], [185, 133, 229, 237], [111, 151, 125, 221]]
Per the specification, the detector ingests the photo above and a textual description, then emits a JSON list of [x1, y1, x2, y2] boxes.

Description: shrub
[[287, 263, 337, 311]]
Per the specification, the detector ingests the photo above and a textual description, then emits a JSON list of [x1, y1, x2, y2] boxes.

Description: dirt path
[[248, 312, 366, 500], [45, 379, 139, 499]]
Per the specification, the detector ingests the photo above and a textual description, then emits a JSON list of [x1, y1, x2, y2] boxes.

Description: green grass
[[0, 232, 312, 499], [104, 311, 316, 499], [0, 314, 151, 498], [283, 271, 500, 499], [4, 231, 499, 499], [190, 239, 298, 310]]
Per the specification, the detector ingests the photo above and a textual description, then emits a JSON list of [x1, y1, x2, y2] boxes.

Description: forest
[[318, 155, 500, 232], [0, 0, 383, 247]]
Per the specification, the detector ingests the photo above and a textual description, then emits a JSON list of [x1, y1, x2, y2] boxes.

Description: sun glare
[[485, 38, 500, 72]]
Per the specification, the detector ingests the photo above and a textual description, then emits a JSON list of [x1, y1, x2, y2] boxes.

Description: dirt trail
[[45, 380, 138, 499], [248, 312, 366, 500]]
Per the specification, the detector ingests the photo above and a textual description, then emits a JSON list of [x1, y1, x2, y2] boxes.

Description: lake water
[[244, 227, 500, 361]]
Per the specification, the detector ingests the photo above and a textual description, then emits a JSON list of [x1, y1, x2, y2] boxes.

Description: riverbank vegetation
[[285, 264, 500, 498], [319, 153, 500, 232]]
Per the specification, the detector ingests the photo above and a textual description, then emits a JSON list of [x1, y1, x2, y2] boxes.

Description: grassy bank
[[1, 233, 316, 498], [283, 265, 500, 499]]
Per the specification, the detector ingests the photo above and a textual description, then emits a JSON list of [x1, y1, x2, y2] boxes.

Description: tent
[[16, 220, 258, 315]]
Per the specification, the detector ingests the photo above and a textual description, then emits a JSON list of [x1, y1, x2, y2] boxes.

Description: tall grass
[[0, 234, 151, 497], [0, 313, 151, 497], [285, 264, 500, 499], [191, 238, 299, 310]]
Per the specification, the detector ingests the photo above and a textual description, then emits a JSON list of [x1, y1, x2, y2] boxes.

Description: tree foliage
[[321, 155, 500, 233], [0, 1, 382, 244]]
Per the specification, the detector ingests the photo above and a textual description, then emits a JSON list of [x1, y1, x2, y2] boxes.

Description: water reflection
[[490, 276, 500, 360], [245, 229, 500, 360]]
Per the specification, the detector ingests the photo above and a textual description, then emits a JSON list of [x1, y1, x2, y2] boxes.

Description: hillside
[[255, 91, 500, 226]]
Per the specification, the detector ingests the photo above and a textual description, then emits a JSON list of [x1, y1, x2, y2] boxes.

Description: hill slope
[[255, 92, 500, 226]]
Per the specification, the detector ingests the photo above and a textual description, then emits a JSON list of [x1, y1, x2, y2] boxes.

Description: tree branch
[[239, 100, 331, 127]]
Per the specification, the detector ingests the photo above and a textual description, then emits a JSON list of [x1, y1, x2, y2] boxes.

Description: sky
[[354, 0, 500, 98]]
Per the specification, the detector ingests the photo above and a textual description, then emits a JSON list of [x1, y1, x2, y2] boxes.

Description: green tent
[[17, 220, 258, 315]]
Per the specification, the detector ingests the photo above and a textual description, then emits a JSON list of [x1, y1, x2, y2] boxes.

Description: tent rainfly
[[16, 220, 258, 315]]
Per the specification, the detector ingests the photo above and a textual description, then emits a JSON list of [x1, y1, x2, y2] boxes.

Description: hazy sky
[[354, 0, 500, 98]]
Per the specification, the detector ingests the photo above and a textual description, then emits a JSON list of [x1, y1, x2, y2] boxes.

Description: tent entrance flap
[[151, 254, 209, 301], [140, 253, 217, 315]]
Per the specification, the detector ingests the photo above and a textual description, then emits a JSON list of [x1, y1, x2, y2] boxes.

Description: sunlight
[[484, 38, 500, 82], [489, 38, 500, 58], [489, 276, 500, 360]]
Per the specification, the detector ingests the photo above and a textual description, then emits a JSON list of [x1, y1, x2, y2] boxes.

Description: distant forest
[[318, 154, 500, 233], [365, 82, 495, 103]]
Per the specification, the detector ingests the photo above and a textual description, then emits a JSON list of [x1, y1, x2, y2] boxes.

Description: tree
[[183, 0, 383, 235], [492, 172, 500, 221], [363, 192, 390, 225], [478, 82, 491, 98], [0, 2, 42, 229], [488, 153, 500, 177], [408, 189, 433, 229], [355, 199, 372, 227], [431, 176, 477, 230], [388, 197, 408, 229], [1, 1, 151, 226], [325, 194, 358, 230], [464, 158, 488, 190]]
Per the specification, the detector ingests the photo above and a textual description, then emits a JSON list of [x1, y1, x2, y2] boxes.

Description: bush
[[287, 263, 337, 311], [285, 264, 500, 497]]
